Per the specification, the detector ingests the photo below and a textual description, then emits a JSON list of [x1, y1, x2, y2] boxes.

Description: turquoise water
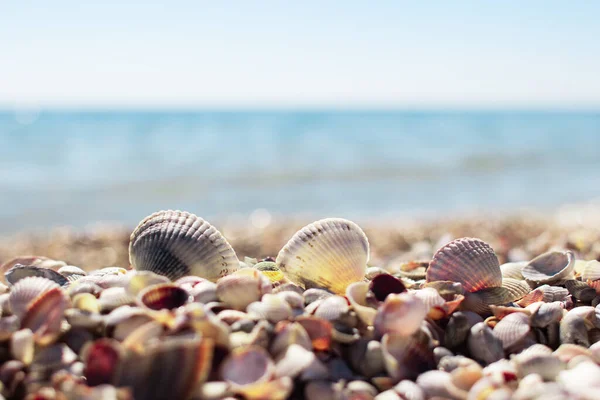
[[0, 110, 599, 232]]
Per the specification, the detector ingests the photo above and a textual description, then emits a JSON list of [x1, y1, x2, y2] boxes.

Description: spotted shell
[[426, 238, 501, 293], [521, 250, 575, 285], [129, 210, 239, 281], [276, 218, 369, 295]]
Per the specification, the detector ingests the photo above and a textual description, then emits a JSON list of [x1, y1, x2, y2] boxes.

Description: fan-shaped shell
[[502, 278, 532, 302], [129, 210, 239, 281], [5, 264, 68, 286], [276, 218, 369, 295], [580, 260, 600, 282], [21, 287, 68, 345], [521, 250, 575, 285], [9, 277, 60, 319], [426, 238, 501, 293], [493, 312, 532, 352]]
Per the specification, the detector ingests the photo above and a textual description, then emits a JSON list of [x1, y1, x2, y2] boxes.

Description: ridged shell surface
[[129, 210, 239, 281], [276, 218, 369, 295], [426, 238, 501, 293], [9, 277, 60, 319]]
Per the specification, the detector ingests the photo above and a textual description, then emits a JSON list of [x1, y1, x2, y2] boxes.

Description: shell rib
[[426, 238, 501, 293], [129, 210, 239, 282], [276, 218, 369, 295]]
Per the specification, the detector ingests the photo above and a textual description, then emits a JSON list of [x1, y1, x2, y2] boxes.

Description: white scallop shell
[[9, 277, 60, 319], [276, 218, 369, 295], [129, 210, 239, 281]]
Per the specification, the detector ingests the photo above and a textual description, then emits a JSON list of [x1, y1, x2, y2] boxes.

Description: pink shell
[[426, 238, 501, 293]]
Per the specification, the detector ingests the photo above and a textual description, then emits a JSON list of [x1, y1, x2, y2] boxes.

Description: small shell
[[98, 287, 136, 313], [220, 346, 274, 390], [467, 322, 504, 365], [137, 283, 190, 310], [9, 277, 60, 318], [129, 210, 239, 281], [500, 261, 527, 280], [346, 282, 377, 326], [276, 218, 369, 295], [5, 264, 68, 286], [579, 260, 600, 282], [10, 328, 34, 365], [274, 344, 316, 379], [191, 280, 219, 304], [493, 312, 533, 352], [369, 274, 406, 302], [216, 270, 272, 310], [295, 316, 333, 351], [21, 287, 68, 345], [82, 338, 123, 386], [381, 330, 434, 381], [270, 321, 312, 357], [426, 238, 502, 293], [72, 293, 100, 313], [374, 292, 428, 337], [57, 265, 87, 282], [502, 278, 532, 302], [311, 295, 348, 322], [444, 311, 483, 349], [530, 301, 564, 328], [247, 294, 293, 324], [565, 279, 596, 302], [104, 306, 155, 341], [0, 256, 65, 284], [254, 262, 286, 284], [346, 339, 385, 378], [521, 250, 575, 285], [126, 271, 170, 296]]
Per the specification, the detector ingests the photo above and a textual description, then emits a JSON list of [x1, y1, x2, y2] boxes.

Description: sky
[[1, 1, 599, 109]]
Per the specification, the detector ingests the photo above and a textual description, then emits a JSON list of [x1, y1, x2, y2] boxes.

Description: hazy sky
[[1, 1, 599, 109]]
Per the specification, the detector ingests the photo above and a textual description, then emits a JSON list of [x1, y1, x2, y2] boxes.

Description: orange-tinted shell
[[426, 238, 501, 293]]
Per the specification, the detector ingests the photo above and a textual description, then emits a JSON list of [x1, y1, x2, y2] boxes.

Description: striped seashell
[[521, 250, 575, 285], [129, 210, 239, 281], [57, 265, 87, 283], [381, 330, 435, 381], [9, 277, 60, 319], [461, 287, 512, 315], [216, 270, 272, 311], [580, 260, 600, 282], [126, 271, 170, 296], [10, 329, 34, 365], [426, 238, 502, 293], [137, 283, 190, 310], [5, 264, 68, 287], [493, 312, 533, 353], [565, 279, 596, 302], [530, 301, 564, 328], [502, 278, 532, 302], [117, 338, 214, 400], [537, 284, 570, 302], [276, 218, 369, 295], [311, 295, 348, 322], [104, 306, 155, 341], [254, 262, 286, 284], [500, 261, 527, 280], [98, 287, 136, 313], [21, 287, 68, 345], [0, 256, 66, 284]]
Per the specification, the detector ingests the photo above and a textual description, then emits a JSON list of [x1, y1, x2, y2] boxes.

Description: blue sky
[[1, 1, 599, 109]]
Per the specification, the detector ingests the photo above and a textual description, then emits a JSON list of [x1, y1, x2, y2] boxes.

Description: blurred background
[[1, 1, 600, 237]]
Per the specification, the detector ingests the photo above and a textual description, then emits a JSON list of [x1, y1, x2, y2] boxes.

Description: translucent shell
[[426, 238, 502, 293], [521, 250, 575, 285], [276, 218, 369, 295], [9, 277, 60, 319], [579, 260, 600, 282], [129, 210, 239, 281]]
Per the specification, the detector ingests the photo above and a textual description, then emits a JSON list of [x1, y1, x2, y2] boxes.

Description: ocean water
[[0, 110, 599, 233]]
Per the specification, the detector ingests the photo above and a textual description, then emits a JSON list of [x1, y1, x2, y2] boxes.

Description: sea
[[1, 110, 599, 233]]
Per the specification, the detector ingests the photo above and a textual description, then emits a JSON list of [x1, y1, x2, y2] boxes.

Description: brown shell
[[426, 238, 501, 293], [129, 210, 239, 281], [521, 250, 575, 285], [137, 283, 190, 310]]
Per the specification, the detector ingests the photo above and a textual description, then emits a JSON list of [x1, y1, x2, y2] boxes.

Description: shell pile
[[0, 210, 599, 399]]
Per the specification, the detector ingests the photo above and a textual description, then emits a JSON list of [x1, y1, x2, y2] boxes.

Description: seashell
[[9, 276, 60, 319], [556, 361, 600, 399], [270, 321, 312, 357], [137, 283, 190, 310], [67, 280, 103, 298], [311, 295, 348, 321], [0, 255, 66, 284], [493, 312, 533, 353], [275, 291, 304, 312], [247, 294, 293, 324], [346, 339, 385, 378], [176, 303, 231, 348], [276, 218, 369, 295], [502, 278, 532, 302], [500, 261, 527, 280], [374, 292, 428, 337], [254, 261, 286, 284], [98, 287, 136, 313], [396, 261, 428, 280], [382, 330, 434, 382], [392, 380, 425, 400], [303, 288, 334, 305], [537, 284, 570, 302], [343, 381, 379, 399], [369, 274, 406, 302], [560, 307, 595, 347], [89, 266, 128, 276], [103, 305, 154, 340], [565, 279, 596, 302], [65, 308, 104, 330], [444, 311, 483, 349], [117, 338, 214, 400], [580, 260, 600, 282], [426, 237, 502, 293], [530, 301, 564, 328], [272, 282, 304, 295], [216, 270, 272, 310], [21, 287, 68, 345], [0, 315, 21, 341], [57, 265, 87, 283], [81, 338, 123, 386], [220, 346, 275, 395], [72, 293, 100, 313], [413, 287, 462, 320], [295, 316, 332, 351], [122, 320, 164, 351], [489, 305, 530, 320], [5, 264, 68, 286], [366, 266, 389, 280], [521, 250, 575, 285], [461, 286, 512, 315], [191, 280, 219, 304], [129, 210, 239, 281], [346, 282, 377, 326], [10, 328, 34, 365], [274, 344, 316, 379], [467, 322, 504, 365], [126, 271, 170, 296], [195, 381, 234, 400]]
